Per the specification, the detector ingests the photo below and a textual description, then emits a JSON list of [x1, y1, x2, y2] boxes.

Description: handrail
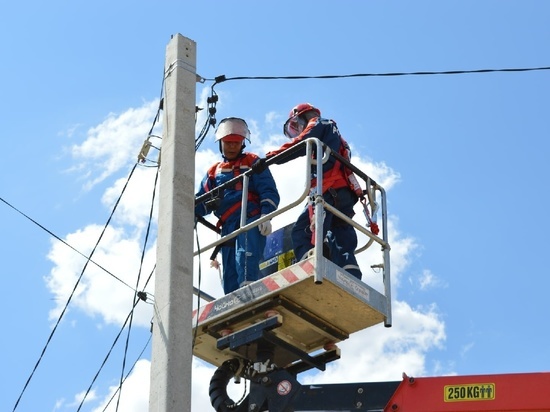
[[194, 137, 389, 255], [194, 139, 315, 258], [194, 137, 391, 326], [194, 141, 308, 207]]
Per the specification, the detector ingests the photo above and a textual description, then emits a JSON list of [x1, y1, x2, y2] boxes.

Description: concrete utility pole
[[149, 34, 196, 412]]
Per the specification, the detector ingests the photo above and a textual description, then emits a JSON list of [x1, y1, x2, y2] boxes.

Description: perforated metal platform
[[192, 255, 389, 368]]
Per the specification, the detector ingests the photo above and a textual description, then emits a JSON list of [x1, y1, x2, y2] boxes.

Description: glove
[[203, 197, 221, 213], [258, 216, 272, 236], [251, 157, 268, 174]]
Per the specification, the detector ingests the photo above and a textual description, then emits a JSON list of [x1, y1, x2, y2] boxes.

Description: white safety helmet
[[214, 117, 251, 143]]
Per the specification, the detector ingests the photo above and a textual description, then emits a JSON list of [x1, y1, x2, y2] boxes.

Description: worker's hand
[[210, 259, 220, 270], [251, 158, 268, 174], [203, 197, 221, 213], [258, 216, 272, 236]]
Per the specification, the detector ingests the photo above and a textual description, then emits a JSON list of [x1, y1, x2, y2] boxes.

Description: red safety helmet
[[288, 103, 321, 119], [283, 103, 321, 139]]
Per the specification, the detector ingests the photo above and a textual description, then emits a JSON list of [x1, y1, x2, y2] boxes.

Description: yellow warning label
[[278, 251, 296, 270], [444, 383, 495, 402]]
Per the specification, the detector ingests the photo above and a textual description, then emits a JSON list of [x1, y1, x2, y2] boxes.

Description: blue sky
[[2, 1, 550, 411]]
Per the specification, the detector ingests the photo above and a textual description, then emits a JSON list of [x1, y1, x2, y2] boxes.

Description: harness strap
[[361, 196, 379, 235], [308, 198, 315, 244], [312, 161, 348, 193], [209, 238, 236, 260], [216, 192, 260, 229], [232, 160, 243, 191]]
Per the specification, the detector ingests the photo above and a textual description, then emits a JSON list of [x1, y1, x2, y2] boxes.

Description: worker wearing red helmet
[[195, 117, 280, 294], [265, 104, 362, 279]]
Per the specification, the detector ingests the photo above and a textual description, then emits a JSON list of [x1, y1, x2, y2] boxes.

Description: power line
[[10, 164, 140, 411], [207, 65, 550, 84], [0, 196, 135, 292], [7, 67, 164, 409], [101, 333, 152, 412], [76, 302, 140, 412], [115, 166, 159, 411], [193, 64, 550, 151]]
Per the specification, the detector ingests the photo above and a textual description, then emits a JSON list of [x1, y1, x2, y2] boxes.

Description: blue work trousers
[[220, 216, 266, 294], [291, 187, 362, 279]]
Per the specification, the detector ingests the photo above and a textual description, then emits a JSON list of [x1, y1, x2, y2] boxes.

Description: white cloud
[[101, 165, 160, 232], [89, 358, 224, 411], [69, 100, 160, 191], [69, 389, 97, 408], [47, 102, 160, 327], [45, 223, 155, 327], [195, 148, 221, 190], [418, 268, 445, 290], [301, 300, 446, 385], [461, 342, 475, 358], [264, 110, 282, 130], [52, 398, 65, 411], [91, 359, 150, 412]]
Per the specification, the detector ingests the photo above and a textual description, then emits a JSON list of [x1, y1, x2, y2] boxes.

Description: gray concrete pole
[[149, 34, 196, 412]]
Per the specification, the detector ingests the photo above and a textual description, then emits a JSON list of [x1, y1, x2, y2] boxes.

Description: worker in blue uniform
[[264, 103, 362, 280], [195, 117, 280, 294]]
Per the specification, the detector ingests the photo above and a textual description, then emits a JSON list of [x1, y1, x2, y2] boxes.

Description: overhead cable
[[115, 166, 159, 411], [207, 65, 550, 85], [10, 164, 139, 411], [0, 196, 136, 292]]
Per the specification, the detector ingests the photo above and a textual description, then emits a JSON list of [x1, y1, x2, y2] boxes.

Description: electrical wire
[[73, 244, 155, 410], [0, 196, 136, 292], [192, 218, 203, 348], [10, 60, 161, 411], [11, 164, 139, 412], [76, 301, 140, 412], [74, 68, 164, 410], [194, 65, 550, 150], [150, 67, 165, 138], [206, 65, 550, 85], [115, 166, 159, 411], [195, 85, 218, 151], [101, 334, 152, 412], [76, 67, 163, 411]]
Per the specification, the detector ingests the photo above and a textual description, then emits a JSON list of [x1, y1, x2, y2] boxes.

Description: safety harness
[[309, 137, 380, 239], [216, 192, 260, 229], [311, 136, 363, 197], [205, 157, 261, 229]]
